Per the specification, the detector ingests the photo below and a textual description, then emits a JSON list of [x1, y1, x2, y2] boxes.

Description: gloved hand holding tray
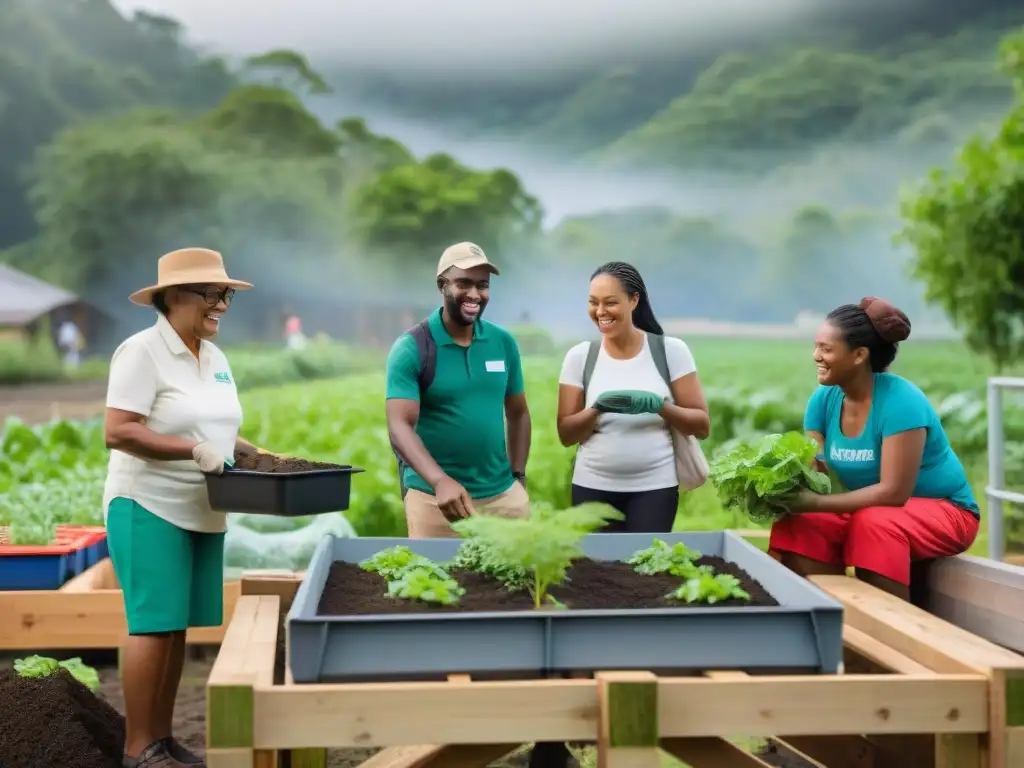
[[204, 450, 364, 517]]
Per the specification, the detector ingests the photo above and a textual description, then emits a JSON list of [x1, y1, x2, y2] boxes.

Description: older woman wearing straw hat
[[103, 247, 268, 768]]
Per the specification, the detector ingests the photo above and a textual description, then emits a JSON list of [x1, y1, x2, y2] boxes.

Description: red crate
[[0, 525, 105, 556]]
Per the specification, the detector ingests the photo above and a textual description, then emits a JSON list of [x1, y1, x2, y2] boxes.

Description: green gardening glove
[[593, 390, 665, 415]]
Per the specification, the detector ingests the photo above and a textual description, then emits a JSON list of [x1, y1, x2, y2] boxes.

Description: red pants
[[769, 497, 980, 586]]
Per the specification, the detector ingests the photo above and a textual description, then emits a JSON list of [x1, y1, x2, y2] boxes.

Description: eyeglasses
[[181, 285, 235, 306]]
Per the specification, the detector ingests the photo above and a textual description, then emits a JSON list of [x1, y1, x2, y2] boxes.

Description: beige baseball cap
[[436, 242, 500, 277]]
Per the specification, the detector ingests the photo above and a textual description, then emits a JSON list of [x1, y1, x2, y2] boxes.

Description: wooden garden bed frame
[[0, 557, 241, 650], [207, 570, 1024, 768]]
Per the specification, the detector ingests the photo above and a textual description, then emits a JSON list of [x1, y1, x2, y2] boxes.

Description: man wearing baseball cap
[[385, 241, 532, 535]]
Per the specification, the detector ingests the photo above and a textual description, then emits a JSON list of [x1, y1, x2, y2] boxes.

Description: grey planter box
[[287, 531, 844, 684]]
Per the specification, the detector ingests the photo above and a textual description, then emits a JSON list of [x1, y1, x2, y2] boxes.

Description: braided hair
[[591, 261, 663, 335]]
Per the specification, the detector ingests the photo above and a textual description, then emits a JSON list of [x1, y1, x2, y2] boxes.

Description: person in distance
[[770, 297, 980, 600], [556, 261, 711, 532], [103, 247, 276, 768], [385, 241, 532, 536]]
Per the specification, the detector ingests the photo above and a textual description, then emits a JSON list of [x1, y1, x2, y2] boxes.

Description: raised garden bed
[[0, 558, 240, 651], [204, 451, 364, 517], [288, 530, 845, 683], [203, 569, 1024, 768], [0, 525, 107, 590]]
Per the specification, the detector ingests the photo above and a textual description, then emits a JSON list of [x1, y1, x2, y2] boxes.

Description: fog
[[100, 0, 999, 342], [111, 0, 887, 75]]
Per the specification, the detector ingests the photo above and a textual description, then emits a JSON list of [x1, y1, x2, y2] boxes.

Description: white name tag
[[485, 360, 506, 373]]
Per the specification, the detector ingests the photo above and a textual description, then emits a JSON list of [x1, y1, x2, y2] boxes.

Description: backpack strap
[[581, 340, 600, 399], [408, 318, 437, 391], [646, 332, 672, 389], [393, 318, 437, 499]]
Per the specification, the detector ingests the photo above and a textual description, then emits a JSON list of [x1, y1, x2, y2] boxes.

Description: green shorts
[[106, 497, 225, 635]]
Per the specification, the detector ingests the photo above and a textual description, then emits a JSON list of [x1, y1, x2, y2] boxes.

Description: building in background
[[0, 265, 113, 356]]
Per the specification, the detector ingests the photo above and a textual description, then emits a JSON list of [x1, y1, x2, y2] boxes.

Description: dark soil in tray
[[232, 451, 346, 473], [318, 556, 778, 615], [0, 667, 125, 768]]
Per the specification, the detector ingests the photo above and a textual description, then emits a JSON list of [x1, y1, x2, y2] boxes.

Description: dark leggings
[[570, 484, 680, 532]]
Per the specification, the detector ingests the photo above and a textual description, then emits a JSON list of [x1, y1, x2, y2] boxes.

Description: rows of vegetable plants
[[1, 339, 1020, 558]]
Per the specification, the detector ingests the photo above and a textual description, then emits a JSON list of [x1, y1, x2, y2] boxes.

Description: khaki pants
[[404, 481, 530, 538]]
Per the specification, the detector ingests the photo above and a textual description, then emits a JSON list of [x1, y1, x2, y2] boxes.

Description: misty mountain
[[317, 2, 1024, 172]]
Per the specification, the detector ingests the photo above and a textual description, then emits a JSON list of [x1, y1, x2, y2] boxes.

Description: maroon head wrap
[[859, 296, 911, 343]]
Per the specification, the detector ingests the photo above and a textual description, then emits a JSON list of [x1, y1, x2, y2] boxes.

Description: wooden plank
[[207, 748, 253, 768], [810, 575, 1024, 675], [59, 558, 109, 592], [597, 671, 659, 768], [918, 556, 1024, 654], [240, 570, 304, 612], [251, 674, 986, 749], [843, 625, 933, 675], [0, 577, 240, 649], [207, 595, 280, 750], [811, 574, 1024, 768], [763, 740, 829, 768], [661, 738, 774, 767], [254, 678, 598, 748]]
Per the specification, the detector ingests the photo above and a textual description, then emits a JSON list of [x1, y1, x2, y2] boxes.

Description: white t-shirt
[[102, 314, 244, 533], [559, 335, 697, 492]]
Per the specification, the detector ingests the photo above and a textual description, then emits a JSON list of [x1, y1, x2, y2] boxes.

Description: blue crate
[[0, 553, 73, 590]]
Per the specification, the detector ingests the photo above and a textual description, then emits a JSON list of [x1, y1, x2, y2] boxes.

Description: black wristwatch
[[512, 471, 526, 481]]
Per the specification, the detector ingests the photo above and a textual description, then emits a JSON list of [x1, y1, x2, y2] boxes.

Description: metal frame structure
[[986, 377, 1024, 561]]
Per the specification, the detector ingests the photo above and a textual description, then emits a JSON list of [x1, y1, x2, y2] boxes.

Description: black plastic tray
[[204, 465, 364, 517]]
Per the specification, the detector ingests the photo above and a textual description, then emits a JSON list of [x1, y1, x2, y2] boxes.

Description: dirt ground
[[0, 380, 107, 425]]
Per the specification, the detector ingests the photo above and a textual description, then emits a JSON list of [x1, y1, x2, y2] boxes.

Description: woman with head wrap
[[770, 297, 980, 600]]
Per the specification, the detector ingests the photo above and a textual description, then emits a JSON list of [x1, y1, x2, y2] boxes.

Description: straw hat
[[130, 247, 254, 306]]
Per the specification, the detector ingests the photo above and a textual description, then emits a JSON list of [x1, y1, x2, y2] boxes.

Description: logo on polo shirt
[[213, 371, 232, 384]]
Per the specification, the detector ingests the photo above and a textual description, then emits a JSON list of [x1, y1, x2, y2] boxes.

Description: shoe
[[123, 740, 187, 768], [162, 737, 204, 766]]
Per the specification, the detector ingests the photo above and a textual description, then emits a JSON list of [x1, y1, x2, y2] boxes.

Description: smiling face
[[439, 265, 491, 326], [588, 273, 637, 337], [813, 320, 868, 386], [166, 283, 234, 340]]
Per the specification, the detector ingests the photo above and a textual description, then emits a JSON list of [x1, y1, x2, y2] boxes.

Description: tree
[[243, 49, 331, 96], [22, 108, 343, 295], [350, 153, 543, 266], [199, 84, 342, 159], [897, 31, 1024, 370]]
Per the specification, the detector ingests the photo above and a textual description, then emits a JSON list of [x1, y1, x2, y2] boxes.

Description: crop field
[[2, 338, 1022, 564]]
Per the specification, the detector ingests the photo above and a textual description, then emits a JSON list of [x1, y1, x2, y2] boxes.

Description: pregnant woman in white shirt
[[556, 261, 711, 532]]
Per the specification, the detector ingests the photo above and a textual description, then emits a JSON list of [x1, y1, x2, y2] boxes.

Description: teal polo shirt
[[385, 308, 525, 499]]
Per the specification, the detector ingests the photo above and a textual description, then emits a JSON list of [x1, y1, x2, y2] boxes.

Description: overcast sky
[[111, 0, 838, 75]]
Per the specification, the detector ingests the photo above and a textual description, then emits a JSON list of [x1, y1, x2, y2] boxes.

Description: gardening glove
[[193, 441, 227, 475], [593, 390, 665, 415]]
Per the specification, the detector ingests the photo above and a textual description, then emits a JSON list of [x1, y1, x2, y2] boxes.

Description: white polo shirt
[[102, 313, 243, 533]]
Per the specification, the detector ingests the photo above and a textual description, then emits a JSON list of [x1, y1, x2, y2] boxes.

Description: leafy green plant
[[386, 565, 466, 605], [450, 537, 530, 590], [452, 502, 623, 609], [360, 545, 463, 605], [14, 655, 100, 690], [668, 573, 751, 605], [625, 539, 711, 580], [359, 545, 450, 581], [709, 431, 831, 524]]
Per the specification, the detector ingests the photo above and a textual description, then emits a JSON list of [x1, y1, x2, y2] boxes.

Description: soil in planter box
[[318, 556, 778, 616], [232, 451, 346, 473], [0, 667, 125, 768]]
